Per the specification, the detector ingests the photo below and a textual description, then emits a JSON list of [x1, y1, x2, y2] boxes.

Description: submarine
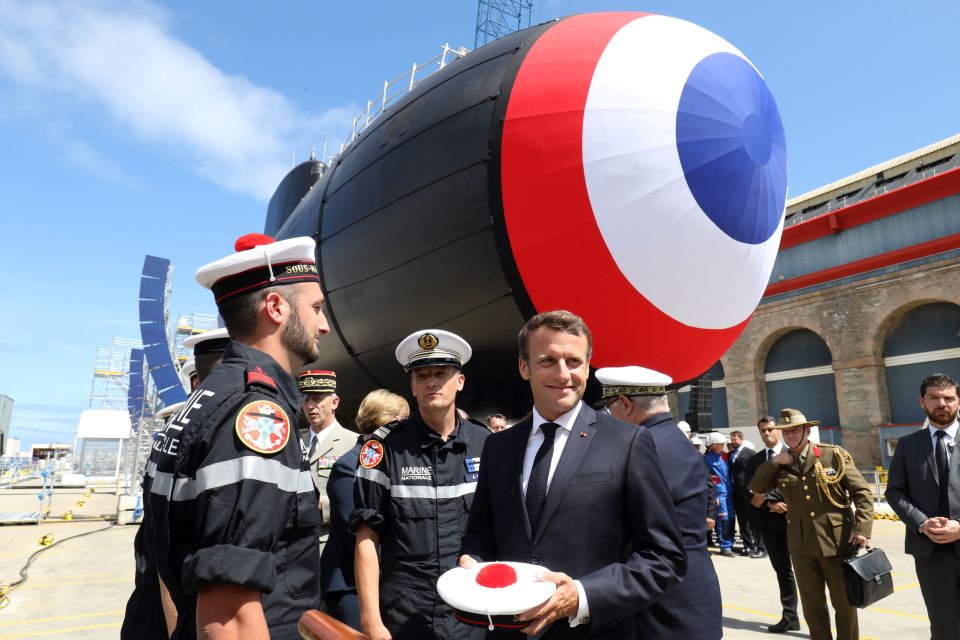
[[263, 12, 787, 420]]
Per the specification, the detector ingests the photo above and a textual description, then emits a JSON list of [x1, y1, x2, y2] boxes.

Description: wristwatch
[[918, 522, 925, 534]]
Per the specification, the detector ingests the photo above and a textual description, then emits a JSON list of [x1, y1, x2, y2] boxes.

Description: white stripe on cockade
[[582, 15, 783, 328]]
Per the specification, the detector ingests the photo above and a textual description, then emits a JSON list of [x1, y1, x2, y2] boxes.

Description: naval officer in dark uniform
[[595, 366, 721, 640], [352, 329, 489, 640], [121, 327, 230, 640], [750, 409, 873, 640], [147, 233, 329, 640]]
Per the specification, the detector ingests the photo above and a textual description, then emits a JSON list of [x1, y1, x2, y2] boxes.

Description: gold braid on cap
[[813, 447, 851, 509], [601, 385, 666, 399]]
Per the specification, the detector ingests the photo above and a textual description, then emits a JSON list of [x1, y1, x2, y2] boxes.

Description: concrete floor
[[0, 487, 932, 639]]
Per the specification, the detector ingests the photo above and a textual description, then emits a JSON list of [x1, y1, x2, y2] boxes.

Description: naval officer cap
[[595, 366, 672, 400], [395, 329, 472, 372], [183, 327, 230, 355], [195, 233, 319, 306], [298, 369, 336, 395]]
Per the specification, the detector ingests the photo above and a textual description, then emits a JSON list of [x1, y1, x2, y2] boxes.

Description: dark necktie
[[308, 435, 318, 460], [526, 423, 560, 531], [935, 430, 950, 517], [767, 449, 774, 461]]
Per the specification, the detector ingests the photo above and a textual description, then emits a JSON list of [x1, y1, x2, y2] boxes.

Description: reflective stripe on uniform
[[146, 460, 157, 479], [151, 456, 314, 501], [390, 482, 477, 500], [357, 465, 390, 488]]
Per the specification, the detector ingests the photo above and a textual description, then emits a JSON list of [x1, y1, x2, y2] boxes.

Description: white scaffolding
[[88, 337, 143, 411], [172, 313, 218, 365]]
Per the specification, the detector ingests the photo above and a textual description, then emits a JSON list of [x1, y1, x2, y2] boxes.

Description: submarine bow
[[266, 12, 787, 420]]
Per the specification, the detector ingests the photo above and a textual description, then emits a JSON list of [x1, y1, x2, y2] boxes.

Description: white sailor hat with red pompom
[[437, 562, 556, 630], [195, 233, 319, 306]]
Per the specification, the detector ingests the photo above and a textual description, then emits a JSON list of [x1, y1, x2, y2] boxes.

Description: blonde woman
[[320, 390, 409, 631]]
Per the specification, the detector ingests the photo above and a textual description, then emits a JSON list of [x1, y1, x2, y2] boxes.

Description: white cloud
[[63, 139, 141, 187], [0, 0, 355, 200]]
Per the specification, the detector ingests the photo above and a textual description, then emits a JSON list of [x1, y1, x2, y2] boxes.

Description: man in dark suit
[[728, 430, 762, 557], [886, 373, 960, 640], [595, 365, 721, 640], [743, 416, 799, 634], [459, 310, 686, 638]]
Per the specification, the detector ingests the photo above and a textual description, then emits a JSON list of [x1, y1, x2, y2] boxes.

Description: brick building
[[677, 135, 960, 468]]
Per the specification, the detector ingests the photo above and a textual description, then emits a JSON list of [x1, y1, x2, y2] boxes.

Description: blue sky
[[1, 0, 957, 448]]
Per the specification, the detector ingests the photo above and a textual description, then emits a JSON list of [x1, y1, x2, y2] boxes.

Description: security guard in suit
[[750, 409, 874, 640]]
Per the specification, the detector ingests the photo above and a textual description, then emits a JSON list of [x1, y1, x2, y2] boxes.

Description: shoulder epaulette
[[245, 366, 277, 392], [371, 419, 404, 441]]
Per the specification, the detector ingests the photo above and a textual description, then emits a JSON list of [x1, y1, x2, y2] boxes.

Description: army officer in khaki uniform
[[750, 409, 874, 640], [299, 370, 357, 553]]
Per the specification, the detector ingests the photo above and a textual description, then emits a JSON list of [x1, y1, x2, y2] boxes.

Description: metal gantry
[[475, 0, 533, 49], [89, 337, 143, 411]]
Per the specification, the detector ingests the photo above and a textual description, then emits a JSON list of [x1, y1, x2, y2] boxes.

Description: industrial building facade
[[677, 135, 960, 468]]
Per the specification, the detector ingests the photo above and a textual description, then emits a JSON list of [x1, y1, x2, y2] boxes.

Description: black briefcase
[[842, 547, 894, 608]]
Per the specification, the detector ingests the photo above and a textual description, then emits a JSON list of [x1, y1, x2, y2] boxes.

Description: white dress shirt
[[926, 418, 958, 466], [763, 441, 785, 460], [522, 402, 590, 627], [308, 420, 340, 456], [521, 403, 582, 496]]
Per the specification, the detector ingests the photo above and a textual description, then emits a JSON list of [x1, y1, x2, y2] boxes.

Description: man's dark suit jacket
[[635, 413, 721, 640], [461, 404, 686, 638], [885, 427, 960, 559], [743, 450, 787, 535], [729, 445, 757, 501]]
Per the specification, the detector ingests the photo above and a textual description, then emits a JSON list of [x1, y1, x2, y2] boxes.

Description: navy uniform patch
[[235, 401, 290, 454], [360, 440, 384, 469], [465, 456, 481, 482]]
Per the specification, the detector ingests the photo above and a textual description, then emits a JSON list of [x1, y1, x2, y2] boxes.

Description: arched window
[[765, 329, 841, 443], [883, 302, 960, 424]]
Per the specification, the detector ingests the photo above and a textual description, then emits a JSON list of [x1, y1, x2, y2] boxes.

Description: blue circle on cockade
[[676, 52, 787, 244]]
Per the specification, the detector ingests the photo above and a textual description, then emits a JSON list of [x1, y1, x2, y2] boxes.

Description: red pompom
[[475, 563, 518, 589], [234, 233, 274, 252]]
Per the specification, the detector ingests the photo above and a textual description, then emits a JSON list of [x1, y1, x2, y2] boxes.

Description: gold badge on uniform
[[418, 333, 439, 350]]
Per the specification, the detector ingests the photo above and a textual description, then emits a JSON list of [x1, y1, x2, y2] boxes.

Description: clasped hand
[[922, 517, 960, 544]]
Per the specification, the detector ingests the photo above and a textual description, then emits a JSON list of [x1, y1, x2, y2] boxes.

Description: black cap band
[[212, 260, 319, 305]]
